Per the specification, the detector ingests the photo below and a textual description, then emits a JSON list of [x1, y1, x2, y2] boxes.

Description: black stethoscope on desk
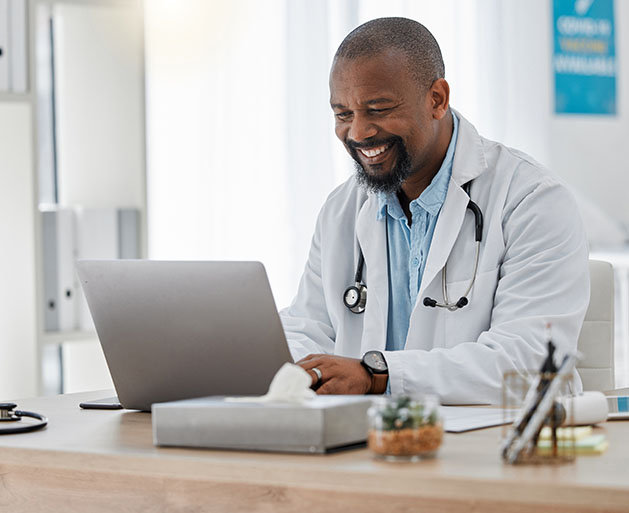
[[0, 403, 48, 434], [343, 181, 484, 314]]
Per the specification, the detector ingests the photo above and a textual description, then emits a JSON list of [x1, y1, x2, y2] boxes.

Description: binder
[[118, 208, 140, 259], [9, 0, 26, 93], [74, 208, 117, 331], [75, 208, 118, 261], [74, 207, 141, 330], [41, 207, 141, 332], [0, 0, 9, 92], [41, 208, 77, 332]]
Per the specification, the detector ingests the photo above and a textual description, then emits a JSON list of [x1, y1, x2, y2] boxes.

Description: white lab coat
[[280, 111, 590, 405]]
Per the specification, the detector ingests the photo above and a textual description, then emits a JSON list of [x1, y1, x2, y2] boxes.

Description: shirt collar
[[377, 112, 459, 221], [377, 191, 404, 221]]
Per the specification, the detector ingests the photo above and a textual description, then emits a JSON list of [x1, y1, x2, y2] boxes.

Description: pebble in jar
[[368, 395, 443, 461]]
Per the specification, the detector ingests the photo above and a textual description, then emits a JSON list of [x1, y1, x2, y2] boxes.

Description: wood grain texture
[[0, 391, 627, 512]]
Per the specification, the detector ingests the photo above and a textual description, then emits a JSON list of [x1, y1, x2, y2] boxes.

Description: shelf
[[0, 92, 33, 102], [40, 330, 98, 346]]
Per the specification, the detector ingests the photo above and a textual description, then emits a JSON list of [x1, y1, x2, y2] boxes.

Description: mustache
[[345, 135, 403, 151]]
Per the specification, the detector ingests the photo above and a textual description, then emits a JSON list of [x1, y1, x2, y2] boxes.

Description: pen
[[501, 340, 557, 459], [504, 352, 578, 464]]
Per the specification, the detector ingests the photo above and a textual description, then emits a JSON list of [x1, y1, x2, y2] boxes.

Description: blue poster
[[553, 0, 616, 115]]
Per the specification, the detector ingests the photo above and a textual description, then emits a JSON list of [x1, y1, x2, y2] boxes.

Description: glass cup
[[367, 395, 443, 461]]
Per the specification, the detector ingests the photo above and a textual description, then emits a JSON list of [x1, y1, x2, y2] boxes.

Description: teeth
[[359, 144, 389, 158]]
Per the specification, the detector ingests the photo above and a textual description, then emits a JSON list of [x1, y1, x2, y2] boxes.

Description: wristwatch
[[361, 350, 389, 395]]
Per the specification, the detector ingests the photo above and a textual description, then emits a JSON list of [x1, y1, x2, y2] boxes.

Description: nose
[[347, 113, 378, 142]]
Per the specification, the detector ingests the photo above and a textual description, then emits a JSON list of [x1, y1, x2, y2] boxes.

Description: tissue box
[[152, 396, 372, 453]]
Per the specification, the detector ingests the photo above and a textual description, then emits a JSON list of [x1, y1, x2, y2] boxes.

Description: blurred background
[[1, 0, 627, 398]]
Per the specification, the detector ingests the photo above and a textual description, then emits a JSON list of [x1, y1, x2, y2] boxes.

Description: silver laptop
[[76, 260, 293, 411]]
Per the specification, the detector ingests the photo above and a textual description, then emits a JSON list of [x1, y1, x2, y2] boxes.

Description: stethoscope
[[0, 403, 48, 434], [343, 181, 483, 314]]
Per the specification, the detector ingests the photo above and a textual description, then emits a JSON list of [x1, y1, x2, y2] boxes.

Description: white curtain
[[145, 0, 293, 305]]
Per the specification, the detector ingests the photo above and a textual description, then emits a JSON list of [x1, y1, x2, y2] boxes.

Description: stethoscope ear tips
[[423, 296, 468, 309], [423, 297, 437, 308], [455, 297, 469, 308]]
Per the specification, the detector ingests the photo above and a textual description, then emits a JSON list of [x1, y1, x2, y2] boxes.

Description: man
[[281, 17, 589, 404]]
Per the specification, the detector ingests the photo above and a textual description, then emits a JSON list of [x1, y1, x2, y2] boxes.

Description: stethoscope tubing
[[344, 181, 483, 313], [439, 240, 480, 310], [0, 405, 48, 434]]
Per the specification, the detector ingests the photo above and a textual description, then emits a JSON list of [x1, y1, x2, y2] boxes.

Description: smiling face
[[330, 49, 451, 197]]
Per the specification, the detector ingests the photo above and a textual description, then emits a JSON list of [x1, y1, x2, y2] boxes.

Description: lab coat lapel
[[419, 182, 469, 297], [355, 195, 388, 352], [418, 111, 487, 297]]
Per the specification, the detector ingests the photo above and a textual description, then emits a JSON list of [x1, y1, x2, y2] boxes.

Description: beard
[[347, 136, 413, 194]]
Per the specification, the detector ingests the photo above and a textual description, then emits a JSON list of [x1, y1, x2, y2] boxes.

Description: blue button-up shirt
[[377, 113, 459, 352]]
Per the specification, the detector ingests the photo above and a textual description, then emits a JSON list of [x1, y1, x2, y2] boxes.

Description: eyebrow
[[331, 98, 396, 109]]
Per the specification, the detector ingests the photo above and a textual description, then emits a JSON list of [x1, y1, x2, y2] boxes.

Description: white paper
[[442, 406, 519, 433]]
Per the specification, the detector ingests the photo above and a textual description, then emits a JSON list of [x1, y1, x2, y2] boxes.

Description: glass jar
[[367, 395, 443, 461]]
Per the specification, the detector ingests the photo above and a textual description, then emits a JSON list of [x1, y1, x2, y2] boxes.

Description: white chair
[[576, 260, 615, 391]]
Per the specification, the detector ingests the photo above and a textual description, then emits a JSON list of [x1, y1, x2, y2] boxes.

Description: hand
[[296, 354, 371, 395]]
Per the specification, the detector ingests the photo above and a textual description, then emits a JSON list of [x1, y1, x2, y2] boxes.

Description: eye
[[335, 111, 353, 121], [368, 107, 391, 115]]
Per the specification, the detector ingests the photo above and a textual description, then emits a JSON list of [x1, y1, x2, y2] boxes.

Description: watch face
[[364, 351, 387, 373]]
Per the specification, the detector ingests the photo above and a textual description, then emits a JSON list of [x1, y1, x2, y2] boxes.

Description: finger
[[296, 356, 327, 371], [306, 369, 321, 390], [296, 354, 324, 365]]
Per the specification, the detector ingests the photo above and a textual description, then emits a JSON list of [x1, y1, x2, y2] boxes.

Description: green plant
[[379, 396, 438, 431]]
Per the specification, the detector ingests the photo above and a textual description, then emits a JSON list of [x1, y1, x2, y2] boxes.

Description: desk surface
[[0, 391, 628, 513]]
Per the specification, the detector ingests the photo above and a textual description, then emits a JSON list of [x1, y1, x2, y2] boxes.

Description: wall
[[550, 0, 629, 228], [0, 102, 37, 399], [460, 0, 629, 239]]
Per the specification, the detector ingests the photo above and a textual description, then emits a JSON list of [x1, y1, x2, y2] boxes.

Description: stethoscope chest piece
[[344, 249, 367, 314], [343, 282, 367, 314], [0, 402, 48, 434], [0, 403, 19, 421]]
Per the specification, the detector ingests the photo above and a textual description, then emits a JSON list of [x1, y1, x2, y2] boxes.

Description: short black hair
[[334, 17, 445, 90]]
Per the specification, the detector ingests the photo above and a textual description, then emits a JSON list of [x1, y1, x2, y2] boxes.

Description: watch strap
[[369, 372, 388, 395]]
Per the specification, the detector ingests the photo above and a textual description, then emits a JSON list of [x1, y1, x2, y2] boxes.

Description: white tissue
[[225, 363, 316, 404]]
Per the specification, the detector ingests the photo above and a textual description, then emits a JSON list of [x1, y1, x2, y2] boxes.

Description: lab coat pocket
[[443, 267, 499, 348]]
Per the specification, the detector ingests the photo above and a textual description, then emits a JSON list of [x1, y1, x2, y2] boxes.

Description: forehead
[[329, 50, 418, 106]]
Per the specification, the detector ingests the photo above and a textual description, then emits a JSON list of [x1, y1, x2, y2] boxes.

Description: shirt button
[[412, 257, 420, 267]]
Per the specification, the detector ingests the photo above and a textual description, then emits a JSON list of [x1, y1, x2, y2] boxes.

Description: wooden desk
[[0, 391, 627, 513]]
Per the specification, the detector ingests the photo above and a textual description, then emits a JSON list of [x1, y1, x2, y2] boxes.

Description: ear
[[430, 78, 450, 120]]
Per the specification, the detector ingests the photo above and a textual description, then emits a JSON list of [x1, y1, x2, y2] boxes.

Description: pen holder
[[502, 371, 576, 465]]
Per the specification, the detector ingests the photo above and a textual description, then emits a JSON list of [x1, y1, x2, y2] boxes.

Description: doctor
[[282, 17, 589, 404]]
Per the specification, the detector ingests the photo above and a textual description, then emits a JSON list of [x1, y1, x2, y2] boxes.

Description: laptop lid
[[76, 260, 293, 411]]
